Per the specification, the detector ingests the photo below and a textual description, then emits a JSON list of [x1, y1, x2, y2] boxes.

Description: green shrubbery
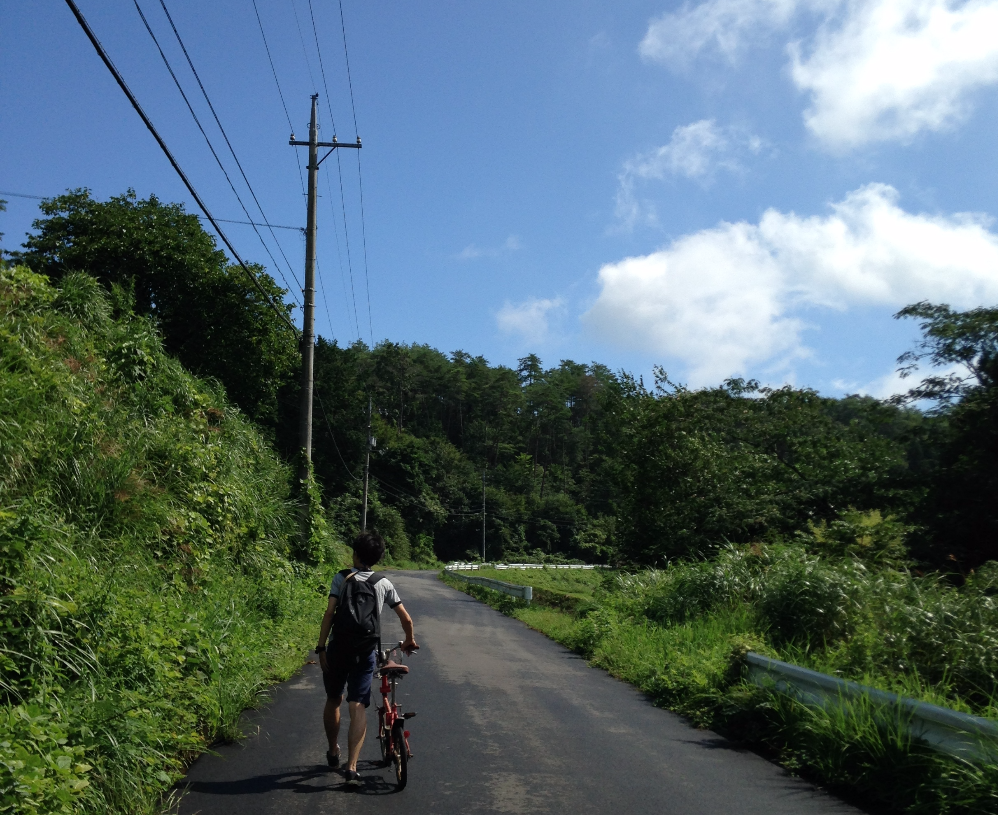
[[615, 541, 998, 710], [0, 267, 332, 814]]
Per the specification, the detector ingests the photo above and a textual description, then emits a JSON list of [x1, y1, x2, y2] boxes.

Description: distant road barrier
[[443, 567, 533, 603], [746, 652, 998, 762], [447, 562, 604, 571]]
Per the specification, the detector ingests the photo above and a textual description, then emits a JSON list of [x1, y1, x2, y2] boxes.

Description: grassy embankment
[[442, 552, 998, 815], [0, 267, 337, 815]]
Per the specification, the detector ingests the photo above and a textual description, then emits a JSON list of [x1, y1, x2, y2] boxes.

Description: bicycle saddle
[[378, 661, 409, 675]]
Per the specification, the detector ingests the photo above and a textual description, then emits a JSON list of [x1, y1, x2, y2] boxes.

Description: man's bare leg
[[324, 695, 343, 757], [347, 701, 367, 771]]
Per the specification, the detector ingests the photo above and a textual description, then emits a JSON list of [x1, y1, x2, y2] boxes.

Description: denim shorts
[[322, 646, 377, 707]]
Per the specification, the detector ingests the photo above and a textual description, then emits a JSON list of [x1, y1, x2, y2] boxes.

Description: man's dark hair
[[353, 531, 386, 568]]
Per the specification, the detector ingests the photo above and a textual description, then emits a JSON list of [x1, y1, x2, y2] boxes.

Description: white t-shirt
[[329, 568, 402, 610]]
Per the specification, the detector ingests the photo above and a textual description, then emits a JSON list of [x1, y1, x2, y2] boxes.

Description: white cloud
[[630, 120, 734, 179], [640, 0, 800, 68], [497, 297, 564, 346], [791, 0, 998, 148], [584, 184, 998, 385], [456, 234, 522, 260], [640, 0, 998, 148], [833, 362, 966, 399], [615, 120, 763, 230], [832, 369, 910, 399]]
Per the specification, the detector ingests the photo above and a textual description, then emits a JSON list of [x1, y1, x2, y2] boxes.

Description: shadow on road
[[176, 759, 401, 797]]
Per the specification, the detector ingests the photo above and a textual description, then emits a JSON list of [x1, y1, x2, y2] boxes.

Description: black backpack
[[332, 569, 387, 652]]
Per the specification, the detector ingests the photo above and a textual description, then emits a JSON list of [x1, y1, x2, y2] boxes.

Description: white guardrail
[[444, 567, 533, 603], [746, 652, 998, 762], [447, 562, 602, 571]]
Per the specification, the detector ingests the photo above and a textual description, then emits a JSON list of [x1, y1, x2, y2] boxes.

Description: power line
[[289, 0, 318, 92], [199, 216, 301, 231], [251, 0, 306, 194], [315, 391, 360, 481], [251, 0, 294, 133], [315, 255, 338, 341], [62, 0, 298, 336], [326, 169, 361, 339], [336, 0, 360, 136], [306, 0, 337, 131], [132, 0, 302, 304], [153, 0, 302, 293], [356, 149, 375, 346], [0, 191, 302, 237], [322, 172, 359, 340], [304, 0, 363, 340], [0, 191, 46, 200], [335, 0, 374, 345], [3, 189, 301, 237]]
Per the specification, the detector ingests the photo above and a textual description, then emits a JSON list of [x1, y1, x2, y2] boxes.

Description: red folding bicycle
[[376, 641, 418, 791]]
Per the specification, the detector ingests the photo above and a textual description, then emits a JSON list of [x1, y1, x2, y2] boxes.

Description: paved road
[[176, 571, 859, 814]]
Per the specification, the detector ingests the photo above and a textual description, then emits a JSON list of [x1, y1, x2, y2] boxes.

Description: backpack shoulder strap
[[365, 572, 387, 656], [333, 569, 356, 603]]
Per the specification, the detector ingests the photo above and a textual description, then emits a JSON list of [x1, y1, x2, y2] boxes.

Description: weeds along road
[[176, 571, 858, 815]]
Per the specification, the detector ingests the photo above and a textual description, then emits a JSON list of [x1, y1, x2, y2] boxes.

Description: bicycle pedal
[[403, 711, 417, 719]]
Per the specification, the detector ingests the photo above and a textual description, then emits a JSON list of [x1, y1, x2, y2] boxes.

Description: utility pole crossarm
[[288, 138, 361, 148]]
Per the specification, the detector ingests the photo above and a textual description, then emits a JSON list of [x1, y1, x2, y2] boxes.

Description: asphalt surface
[[176, 571, 859, 814]]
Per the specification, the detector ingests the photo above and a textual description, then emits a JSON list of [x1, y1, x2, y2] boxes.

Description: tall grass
[[616, 544, 998, 711], [0, 268, 335, 814]]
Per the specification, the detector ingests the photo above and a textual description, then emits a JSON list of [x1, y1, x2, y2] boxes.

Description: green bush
[[0, 267, 332, 814]]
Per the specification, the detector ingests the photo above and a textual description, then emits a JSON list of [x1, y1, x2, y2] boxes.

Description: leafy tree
[[13, 189, 298, 426], [894, 302, 998, 569], [617, 373, 909, 564]]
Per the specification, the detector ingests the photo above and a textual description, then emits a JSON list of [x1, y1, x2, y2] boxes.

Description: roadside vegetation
[[0, 266, 338, 814], [3, 189, 997, 813], [444, 554, 998, 813]]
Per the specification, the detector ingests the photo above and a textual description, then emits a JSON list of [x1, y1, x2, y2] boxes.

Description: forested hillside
[[10, 190, 998, 573]]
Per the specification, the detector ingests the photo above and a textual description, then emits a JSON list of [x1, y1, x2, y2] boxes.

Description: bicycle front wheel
[[377, 708, 390, 765], [391, 721, 407, 791]]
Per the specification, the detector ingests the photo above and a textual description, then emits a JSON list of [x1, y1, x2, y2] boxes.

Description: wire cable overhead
[[305, 0, 364, 343], [251, 0, 306, 194], [154, 0, 302, 292], [132, 0, 302, 304], [336, 0, 375, 344], [62, 0, 298, 336]]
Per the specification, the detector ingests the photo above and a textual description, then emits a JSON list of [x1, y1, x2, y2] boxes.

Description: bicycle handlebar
[[382, 641, 419, 661]]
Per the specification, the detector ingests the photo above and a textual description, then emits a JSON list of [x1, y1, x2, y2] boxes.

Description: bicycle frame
[[377, 645, 414, 766]]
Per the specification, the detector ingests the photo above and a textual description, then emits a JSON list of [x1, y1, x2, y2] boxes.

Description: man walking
[[315, 531, 417, 787]]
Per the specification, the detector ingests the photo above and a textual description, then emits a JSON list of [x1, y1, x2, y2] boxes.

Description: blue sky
[[3, 1, 998, 395]]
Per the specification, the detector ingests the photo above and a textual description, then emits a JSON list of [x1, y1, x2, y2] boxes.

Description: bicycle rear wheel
[[391, 721, 407, 791]]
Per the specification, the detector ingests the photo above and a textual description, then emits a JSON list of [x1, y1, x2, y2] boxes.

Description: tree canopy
[[14, 189, 298, 426], [11, 190, 998, 572]]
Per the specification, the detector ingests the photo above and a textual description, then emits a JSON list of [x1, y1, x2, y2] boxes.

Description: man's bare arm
[[393, 603, 417, 653], [316, 596, 337, 670]]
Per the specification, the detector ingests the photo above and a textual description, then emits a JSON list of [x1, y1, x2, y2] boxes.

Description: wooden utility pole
[[290, 95, 360, 545], [481, 468, 487, 561], [362, 396, 373, 531]]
